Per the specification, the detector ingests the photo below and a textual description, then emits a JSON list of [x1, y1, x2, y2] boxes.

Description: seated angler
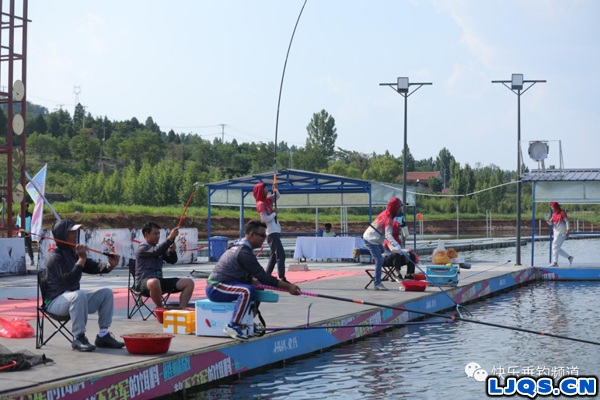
[[135, 222, 195, 309], [206, 220, 301, 341]]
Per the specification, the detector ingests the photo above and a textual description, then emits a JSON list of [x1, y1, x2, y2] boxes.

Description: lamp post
[[380, 77, 432, 246], [492, 74, 546, 265]]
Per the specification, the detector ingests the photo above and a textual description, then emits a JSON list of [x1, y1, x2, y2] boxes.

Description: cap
[[69, 224, 84, 231]]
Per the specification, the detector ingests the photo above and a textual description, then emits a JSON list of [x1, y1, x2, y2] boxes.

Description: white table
[[293, 237, 364, 260]]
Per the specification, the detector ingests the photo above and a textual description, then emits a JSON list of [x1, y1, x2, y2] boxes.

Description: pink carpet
[[0, 270, 363, 321]]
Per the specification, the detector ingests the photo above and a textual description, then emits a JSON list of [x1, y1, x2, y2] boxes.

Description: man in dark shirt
[[135, 222, 195, 308], [44, 220, 124, 352], [206, 220, 301, 341]]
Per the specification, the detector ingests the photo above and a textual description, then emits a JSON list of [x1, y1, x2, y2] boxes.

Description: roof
[[398, 171, 441, 182], [205, 169, 369, 194], [204, 169, 417, 208], [441, 188, 451, 195], [522, 169, 600, 182]]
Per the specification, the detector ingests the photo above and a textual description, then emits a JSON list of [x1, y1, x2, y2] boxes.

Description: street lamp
[[492, 74, 546, 265], [380, 77, 432, 246]]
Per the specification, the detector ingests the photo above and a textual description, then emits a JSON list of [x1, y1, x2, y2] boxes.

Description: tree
[[362, 156, 401, 183], [33, 114, 48, 134], [28, 132, 58, 160], [435, 147, 454, 187], [73, 103, 85, 130], [428, 176, 443, 193], [306, 109, 338, 168], [398, 146, 415, 173], [104, 170, 123, 204], [69, 130, 101, 171]]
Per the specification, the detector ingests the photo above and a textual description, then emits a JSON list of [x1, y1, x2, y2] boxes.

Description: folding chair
[[36, 270, 74, 349], [364, 265, 398, 289], [127, 259, 173, 321]]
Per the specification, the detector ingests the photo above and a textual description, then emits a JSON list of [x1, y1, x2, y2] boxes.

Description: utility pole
[[219, 124, 227, 143]]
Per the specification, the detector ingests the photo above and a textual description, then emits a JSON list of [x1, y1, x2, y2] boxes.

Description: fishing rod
[[461, 260, 512, 280], [266, 320, 455, 332], [402, 254, 473, 318], [16, 230, 116, 258], [258, 284, 600, 346], [132, 239, 206, 252], [273, 0, 308, 213], [178, 182, 200, 228]]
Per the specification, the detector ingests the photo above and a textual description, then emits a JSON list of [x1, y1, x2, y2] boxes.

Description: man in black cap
[[44, 219, 124, 352]]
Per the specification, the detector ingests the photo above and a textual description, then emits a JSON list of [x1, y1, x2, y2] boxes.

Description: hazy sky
[[27, 0, 599, 171]]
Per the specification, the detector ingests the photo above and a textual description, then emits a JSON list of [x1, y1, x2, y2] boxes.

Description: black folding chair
[[36, 270, 74, 349], [364, 265, 398, 289], [127, 259, 173, 321]]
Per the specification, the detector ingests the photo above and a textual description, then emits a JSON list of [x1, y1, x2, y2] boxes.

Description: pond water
[[181, 239, 600, 399]]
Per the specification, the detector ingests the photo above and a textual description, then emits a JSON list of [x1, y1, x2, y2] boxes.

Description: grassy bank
[[36, 201, 600, 225]]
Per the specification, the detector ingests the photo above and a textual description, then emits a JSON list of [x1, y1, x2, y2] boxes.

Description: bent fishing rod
[[272, 0, 308, 214], [258, 285, 600, 346], [17, 230, 117, 258]]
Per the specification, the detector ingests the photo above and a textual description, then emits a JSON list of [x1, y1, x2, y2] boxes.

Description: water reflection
[[181, 281, 600, 399]]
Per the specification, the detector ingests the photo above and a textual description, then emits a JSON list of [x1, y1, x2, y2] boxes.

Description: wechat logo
[[465, 362, 488, 382]]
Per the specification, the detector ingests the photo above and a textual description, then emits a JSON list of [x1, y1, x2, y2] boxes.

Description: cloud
[[435, 0, 498, 68]]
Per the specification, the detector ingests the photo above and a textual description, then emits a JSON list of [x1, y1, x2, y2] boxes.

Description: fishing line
[[258, 285, 600, 346]]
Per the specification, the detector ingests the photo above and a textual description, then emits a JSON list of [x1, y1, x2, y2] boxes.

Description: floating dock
[[0, 259, 537, 400]]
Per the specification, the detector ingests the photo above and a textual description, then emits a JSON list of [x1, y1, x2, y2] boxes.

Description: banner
[[25, 164, 47, 236], [173, 228, 198, 264], [83, 229, 131, 267], [0, 238, 26, 274]]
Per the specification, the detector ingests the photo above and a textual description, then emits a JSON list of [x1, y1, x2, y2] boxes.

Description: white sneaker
[[568, 256, 574, 266], [223, 324, 249, 341], [374, 283, 388, 291], [548, 262, 558, 267]]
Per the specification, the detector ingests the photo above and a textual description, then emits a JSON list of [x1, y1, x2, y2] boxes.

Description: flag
[[25, 164, 47, 236]]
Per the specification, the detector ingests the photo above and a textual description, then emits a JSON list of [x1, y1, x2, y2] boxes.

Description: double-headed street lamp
[[492, 74, 546, 265], [380, 77, 432, 246]]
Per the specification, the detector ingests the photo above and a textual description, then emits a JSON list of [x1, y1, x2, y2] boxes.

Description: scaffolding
[[0, 0, 28, 238]]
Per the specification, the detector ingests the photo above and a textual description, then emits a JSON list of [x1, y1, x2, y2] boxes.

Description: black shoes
[[280, 277, 291, 284], [72, 334, 96, 352], [404, 274, 415, 281], [95, 332, 125, 349]]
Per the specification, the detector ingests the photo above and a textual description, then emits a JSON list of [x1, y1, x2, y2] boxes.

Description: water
[[459, 237, 600, 265], [182, 239, 600, 400]]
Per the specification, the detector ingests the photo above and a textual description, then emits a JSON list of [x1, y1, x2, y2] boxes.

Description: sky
[[24, 0, 600, 171]]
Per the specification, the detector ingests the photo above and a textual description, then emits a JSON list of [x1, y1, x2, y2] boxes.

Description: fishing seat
[[364, 264, 399, 289], [127, 259, 175, 321], [36, 270, 74, 349]]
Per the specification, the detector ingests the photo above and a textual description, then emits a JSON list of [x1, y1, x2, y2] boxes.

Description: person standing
[[363, 198, 404, 290], [546, 202, 574, 267], [16, 201, 34, 266], [253, 182, 289, 282]]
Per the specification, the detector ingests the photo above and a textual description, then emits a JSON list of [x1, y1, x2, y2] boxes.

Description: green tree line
[[6, 104, 574, 216]]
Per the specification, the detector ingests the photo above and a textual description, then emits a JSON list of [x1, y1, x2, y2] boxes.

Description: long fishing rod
[[17, 230, 116, 258], [266, 320, 455, 332], [258, 285, 600, 346], [273, 0, 308, 213], [178, 182, 200, 228]]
